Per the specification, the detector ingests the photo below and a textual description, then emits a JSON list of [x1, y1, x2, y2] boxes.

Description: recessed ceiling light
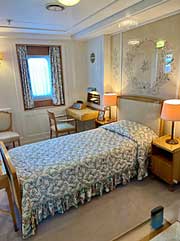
[[46, 3, 65, 11], [118, 19, 138, 28], [58, 0, 80, 7]]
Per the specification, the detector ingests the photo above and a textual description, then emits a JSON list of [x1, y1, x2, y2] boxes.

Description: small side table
[[95, 118, 116, 128], [151, 135, 180, 189]]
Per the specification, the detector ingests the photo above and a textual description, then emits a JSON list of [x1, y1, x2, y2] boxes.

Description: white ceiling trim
[[67, 0, 141, 33], [72, 0, 169, 39], [0, 0, 178, 40], [110, 8, 180, 37], [0, 0, 143, 36], [0, 25, 66, 34]]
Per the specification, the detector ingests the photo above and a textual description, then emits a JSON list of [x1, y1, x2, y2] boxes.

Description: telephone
[[71, 100, 86, 110]]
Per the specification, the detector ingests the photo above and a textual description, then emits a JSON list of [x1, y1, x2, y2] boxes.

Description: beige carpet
[[1, 177, 180, 241]]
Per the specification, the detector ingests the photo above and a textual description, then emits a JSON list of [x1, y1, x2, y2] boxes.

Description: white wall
[[87, 35, 112, 110], [0, 35, 88, 143], [87, 36, 104, 109]]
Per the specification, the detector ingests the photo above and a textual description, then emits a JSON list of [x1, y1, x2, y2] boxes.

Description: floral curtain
[[17, 45, 34, 110], [49, 46, 65, 105]]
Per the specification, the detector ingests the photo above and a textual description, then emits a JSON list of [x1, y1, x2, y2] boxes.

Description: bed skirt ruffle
[[22, 170, 137, 239]]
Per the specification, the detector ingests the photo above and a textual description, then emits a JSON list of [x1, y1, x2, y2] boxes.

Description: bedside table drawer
[[152, 155, 173, 184]]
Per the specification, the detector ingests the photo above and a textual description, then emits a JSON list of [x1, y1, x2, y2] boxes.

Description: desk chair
[[0, 111, 20, 147], [0, 161, 18, 232], [47, 111, 77, 138]]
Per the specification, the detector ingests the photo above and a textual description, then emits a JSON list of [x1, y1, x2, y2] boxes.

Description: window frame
[[16, 44, 65, 110]]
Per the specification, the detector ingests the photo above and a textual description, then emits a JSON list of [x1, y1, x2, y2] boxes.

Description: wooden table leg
[[17, 138, 21, 146]]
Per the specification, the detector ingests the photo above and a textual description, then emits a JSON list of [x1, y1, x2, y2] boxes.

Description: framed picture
[[97, 110, 105, 121]]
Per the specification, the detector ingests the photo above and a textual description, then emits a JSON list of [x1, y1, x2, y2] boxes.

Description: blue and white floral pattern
[[102, 120, 157, 180], [16, 45, 34, 110], [8, 121, 157, 238]]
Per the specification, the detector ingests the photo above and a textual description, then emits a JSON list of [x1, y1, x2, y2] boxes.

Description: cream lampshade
[[161, 99, 180, 144], [104, 93, 117, 120]]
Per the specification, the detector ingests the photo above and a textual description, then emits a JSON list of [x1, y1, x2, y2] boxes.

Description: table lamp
[[104, 93, 117, 120], [161, 99, 180, 144], [0, 53, 4, 64]]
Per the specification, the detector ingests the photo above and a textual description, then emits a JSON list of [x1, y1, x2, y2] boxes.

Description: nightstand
[[95, 118, 116, 128], [151, 135, 180, 189]]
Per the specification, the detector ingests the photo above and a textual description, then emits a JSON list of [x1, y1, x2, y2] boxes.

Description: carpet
[[0, 177, 180, 241]]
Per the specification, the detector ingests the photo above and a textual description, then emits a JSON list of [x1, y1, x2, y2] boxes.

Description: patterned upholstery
[[0, 111, 20, 146], [0, 112, 11, 131], [51, 123, 75, 132], [47, 110, 76, 138]]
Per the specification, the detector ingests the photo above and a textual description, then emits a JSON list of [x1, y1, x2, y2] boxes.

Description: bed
[[0, 96, 164, 239]]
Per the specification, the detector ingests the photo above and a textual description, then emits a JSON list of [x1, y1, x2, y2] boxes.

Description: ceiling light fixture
[[118, 19, 138, 29], [58, 0, 80, 7], [128, 40, 140, 46], [46, 3, 65, 11]]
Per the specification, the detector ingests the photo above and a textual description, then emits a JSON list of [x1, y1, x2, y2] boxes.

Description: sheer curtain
[[17, 46, 34, 110], [27, 57, 52, 99], [49, 46, 65, 105]]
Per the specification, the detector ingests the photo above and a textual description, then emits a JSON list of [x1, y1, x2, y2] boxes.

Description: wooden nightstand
[[151, 135, 180, 188], [95, 118, 116, 128]]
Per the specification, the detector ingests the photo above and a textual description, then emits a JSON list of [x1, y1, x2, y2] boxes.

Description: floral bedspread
[[102, 120, 157, 180], [8, 120, 157, 238]]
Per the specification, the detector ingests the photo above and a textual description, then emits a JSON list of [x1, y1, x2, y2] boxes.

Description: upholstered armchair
[[0, 111, 20, 147], [47, 111, 77, 138]]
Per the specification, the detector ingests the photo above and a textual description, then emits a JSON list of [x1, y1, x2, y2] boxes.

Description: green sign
[[156, 40, 165, 49]]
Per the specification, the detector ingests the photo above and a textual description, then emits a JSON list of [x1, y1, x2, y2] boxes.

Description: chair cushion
[[51, 123, 75, 132], [0, 131, 20, 143]]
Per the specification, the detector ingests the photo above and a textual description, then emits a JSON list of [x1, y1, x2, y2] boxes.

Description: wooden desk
[[67, 107, 98, 121]]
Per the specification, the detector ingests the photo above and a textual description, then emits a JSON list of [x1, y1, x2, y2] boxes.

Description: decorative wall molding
[[112, 47, 120, 84], [73, 0, 168, 39]]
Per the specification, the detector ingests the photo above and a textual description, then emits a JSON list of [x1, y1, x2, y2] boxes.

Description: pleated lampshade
[[104, 93, 117, 107], [161, 99, 180, 121]]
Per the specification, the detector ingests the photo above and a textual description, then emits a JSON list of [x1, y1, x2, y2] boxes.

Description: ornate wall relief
[[112, 47, 120, 83], [122, 39, 176, 98]]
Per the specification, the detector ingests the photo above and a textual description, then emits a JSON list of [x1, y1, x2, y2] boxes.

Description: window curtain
[[49, 46, 65, 105], [17, 45, 34, 110]]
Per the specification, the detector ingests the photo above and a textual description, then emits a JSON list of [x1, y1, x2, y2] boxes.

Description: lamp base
[[166, 138, 179, 145]]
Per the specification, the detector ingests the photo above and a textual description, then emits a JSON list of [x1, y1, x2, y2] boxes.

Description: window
[[164, 53, 174, 74], [27, 56, 52, 100], [17, 45, 65, 110]]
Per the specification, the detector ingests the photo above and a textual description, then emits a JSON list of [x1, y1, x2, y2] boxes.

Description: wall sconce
[[0, 53, 4, 64]]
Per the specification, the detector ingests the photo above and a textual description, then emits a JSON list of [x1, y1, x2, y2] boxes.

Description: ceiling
[[0, 0, 179, 39]]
